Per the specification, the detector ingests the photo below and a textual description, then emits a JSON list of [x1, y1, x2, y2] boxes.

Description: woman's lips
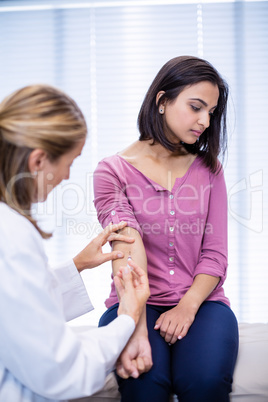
[[191, 130, 202, 137]]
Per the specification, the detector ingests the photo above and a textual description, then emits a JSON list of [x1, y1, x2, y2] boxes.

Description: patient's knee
[[173, 372, 232, 402]]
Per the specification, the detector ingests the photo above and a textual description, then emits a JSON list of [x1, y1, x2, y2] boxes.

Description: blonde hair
[[0, 84, 87, 238]]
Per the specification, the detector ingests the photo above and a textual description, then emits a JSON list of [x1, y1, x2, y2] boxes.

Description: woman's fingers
[[176, 322, 190, 340], [156, 320, 191, 344], [154, 312, 165, 330]]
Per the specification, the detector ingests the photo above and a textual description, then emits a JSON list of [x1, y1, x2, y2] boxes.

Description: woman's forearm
[[182, 273, 220, 312], [112, 227, 148, 334], [111, 227, 147, 276]]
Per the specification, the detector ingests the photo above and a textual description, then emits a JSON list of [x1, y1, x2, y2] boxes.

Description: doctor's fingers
[[116, 363, 130, 379], [99, 250, 130, 264], [127, 260, 149, 286], [116, 360, 139, 379], [99, 222, 132, 245], [136, 355, 153, 374], [106, 232, 135, 244], [117, 357, 151, 379]]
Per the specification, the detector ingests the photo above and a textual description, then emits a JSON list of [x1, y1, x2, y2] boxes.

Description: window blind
[[0, 0, 267, 326]]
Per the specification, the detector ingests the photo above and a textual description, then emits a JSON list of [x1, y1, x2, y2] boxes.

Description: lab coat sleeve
[[51, 259, 94, 322], [0, 213, 135, 400]]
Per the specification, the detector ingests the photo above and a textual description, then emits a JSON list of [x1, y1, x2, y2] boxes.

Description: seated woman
[[94, 56, 239, 402], [0, 84, 150, 402]]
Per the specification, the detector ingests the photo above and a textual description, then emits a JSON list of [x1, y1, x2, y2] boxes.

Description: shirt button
[[169, 194, 174, 199], [169, 257, 174, 262], [169, 242, 174, 247], [169, 227, 174, 232], [111, 211, 116, 216], [170, 270, 174, 275], [170, 210, 175, 215]]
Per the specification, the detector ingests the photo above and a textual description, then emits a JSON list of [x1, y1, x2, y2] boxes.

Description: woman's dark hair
[[138, 55, 228, 173]]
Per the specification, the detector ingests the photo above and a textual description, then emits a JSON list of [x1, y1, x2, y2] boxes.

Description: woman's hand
[[73, 221, 135, 272], [115, 259, 150, 326], [154, 296, 198, 344], [154, 274, 220, 344]]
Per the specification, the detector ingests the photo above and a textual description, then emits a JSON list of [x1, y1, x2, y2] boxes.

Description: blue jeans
[[99, 301, 239, 402]]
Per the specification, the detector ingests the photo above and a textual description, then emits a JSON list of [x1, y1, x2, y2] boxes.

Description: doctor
[[0, 84, 150, 402]]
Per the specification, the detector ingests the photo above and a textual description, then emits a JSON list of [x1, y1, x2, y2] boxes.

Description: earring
[[159, 108, 164, 114], [32, 171, 38, 177]]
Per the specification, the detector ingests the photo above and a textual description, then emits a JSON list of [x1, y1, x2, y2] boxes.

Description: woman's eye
[[191, 105, 200, 112]]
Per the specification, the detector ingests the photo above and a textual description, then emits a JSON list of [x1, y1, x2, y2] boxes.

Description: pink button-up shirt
[[93, 154, 230, 308]]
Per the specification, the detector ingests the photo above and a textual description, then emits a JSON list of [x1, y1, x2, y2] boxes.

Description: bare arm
[[112, 226, 153, 378], [182, 273, 220, 310], [115, 261, 150, 326], [112, 227, 147, 289], [112, 227, 148, 337]]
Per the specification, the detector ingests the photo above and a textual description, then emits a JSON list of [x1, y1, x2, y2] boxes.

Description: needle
[[127, 252, 132, 269]]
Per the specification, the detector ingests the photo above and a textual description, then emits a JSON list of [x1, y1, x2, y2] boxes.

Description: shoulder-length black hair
[[138, 56, 228, 173]]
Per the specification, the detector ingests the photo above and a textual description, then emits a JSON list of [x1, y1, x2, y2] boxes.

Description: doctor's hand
[[116, 332, 152, 379], [115, 259, 150, 326], [73, 222, 135, 273], [114, 259, 152, 379]]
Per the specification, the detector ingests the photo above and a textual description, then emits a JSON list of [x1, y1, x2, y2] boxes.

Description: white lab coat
[[0, 202, 135, 402]]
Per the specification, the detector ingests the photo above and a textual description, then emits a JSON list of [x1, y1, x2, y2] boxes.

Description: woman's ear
[[156, 91, 165, 106], [28, 149, 48, 175], [156, 91, 166, 114]]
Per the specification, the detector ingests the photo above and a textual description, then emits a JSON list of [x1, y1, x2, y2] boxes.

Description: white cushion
[[230, 323, 268, 401]]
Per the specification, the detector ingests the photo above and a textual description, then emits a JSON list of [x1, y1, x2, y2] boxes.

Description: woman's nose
[[198, 112, 210, 129]]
